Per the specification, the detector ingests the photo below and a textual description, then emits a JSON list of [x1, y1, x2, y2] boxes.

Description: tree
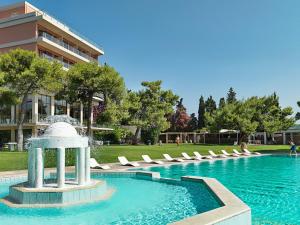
[[59, 62, 125, 136], [219, 97, 226, 108], [295, 101, 300, 120], [169, 98, 191, 132], [205, 100, 258, 142], [206, 93, 295, 143], [197, 96, 205, 129], [251, 93, 294, 139], [188, 113, 198, 131], [205, 96, 216, 115], [126, 80, 178, 144], [226, 87, 237, 104], [0, 49, 63, 151]]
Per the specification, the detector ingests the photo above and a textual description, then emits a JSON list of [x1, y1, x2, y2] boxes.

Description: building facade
[[0, 1, 108, 145]]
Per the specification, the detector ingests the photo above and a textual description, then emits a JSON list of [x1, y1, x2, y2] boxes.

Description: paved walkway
[[0, 154, 264, 177]]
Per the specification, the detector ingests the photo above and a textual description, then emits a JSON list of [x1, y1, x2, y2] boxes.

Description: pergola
[[219, 129, 239, 145]]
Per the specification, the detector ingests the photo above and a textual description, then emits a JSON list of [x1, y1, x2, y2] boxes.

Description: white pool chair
[[221, 150, 239, 157], [193, 151, 213, 160], [182, 152, 199, 160], [233, 149, 250, 156], [163, 154, 184, 162], [244, 149, 261, 155], [118, 156, 140, 167], [209, 150, 227, 158], [142, 155, 164, 164], [90, 158, 111, 170]]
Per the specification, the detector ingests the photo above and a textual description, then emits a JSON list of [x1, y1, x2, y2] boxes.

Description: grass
[[0, 144, 290, 172]]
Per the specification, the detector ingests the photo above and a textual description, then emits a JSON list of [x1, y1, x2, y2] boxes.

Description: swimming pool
[[141, 155, 300, 225], [0, 173, 220, 225]]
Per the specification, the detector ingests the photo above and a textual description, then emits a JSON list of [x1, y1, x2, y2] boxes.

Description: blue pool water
[[0, 174, 220, 225], [142, 155, 300, 225]]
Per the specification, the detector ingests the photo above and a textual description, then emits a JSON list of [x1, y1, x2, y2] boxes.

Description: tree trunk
[[17, 95, 28, 151], [132, 127, 141, 145], [86, 97, 93, 138]]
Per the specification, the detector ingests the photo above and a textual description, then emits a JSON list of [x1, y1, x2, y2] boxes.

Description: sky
[[2, 0, 300, 114]]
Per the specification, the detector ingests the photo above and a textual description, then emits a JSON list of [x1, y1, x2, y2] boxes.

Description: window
[[0, 105, 11, 124], [38, 95, 51, 121], [70, 102, 81, 122], [55, 99, 67, 115], [25, 98, 32, 123], [83, 106, 90, 126]]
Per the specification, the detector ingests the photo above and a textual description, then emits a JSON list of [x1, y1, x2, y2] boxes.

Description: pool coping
[[171, 176, 251, 225]]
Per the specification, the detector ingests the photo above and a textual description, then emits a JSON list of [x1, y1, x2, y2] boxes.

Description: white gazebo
[[27, 122, 90, 188]]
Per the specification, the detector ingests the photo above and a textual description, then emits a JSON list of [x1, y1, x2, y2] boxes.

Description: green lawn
[[0, 144, 290, 172]]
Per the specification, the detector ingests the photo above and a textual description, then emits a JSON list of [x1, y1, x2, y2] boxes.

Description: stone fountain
[[3, 118, 112, 207]]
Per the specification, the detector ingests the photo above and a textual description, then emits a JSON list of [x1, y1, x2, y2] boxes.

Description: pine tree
[[227, 87, 237, 104], [296, 101, 300, 120], [188, 113, 198, 131], [206, 96, 216, 115], [197, 96, 205, 128], [219, 97, 226, 108]]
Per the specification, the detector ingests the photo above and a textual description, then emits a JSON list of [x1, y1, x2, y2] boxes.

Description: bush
[[141, 127, 160, 145]]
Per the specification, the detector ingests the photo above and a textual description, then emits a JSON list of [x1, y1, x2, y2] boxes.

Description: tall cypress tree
[[197, 96, 206, 128], [226, 87, 237, 104], [296, 101, 300, 120], [219, 97, 226, 108], [206, 95, 216, 115]]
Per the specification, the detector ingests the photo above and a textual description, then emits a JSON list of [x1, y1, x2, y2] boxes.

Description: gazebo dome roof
[[43, 122, 79, 138]]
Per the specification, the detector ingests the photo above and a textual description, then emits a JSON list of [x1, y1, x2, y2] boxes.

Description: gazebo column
[[75, 148, 79, 182], [57, 147, 65, 188], [28, 147, 36, 187], [78, 147, 85, 185], [35, 148, 43, 188], [85, 147, 90, 183]]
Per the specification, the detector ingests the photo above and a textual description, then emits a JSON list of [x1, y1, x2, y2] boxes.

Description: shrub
[[141, 127, 160, 145]]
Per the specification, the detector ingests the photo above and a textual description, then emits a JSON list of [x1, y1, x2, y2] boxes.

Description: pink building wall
[[0, 43, 37, 54], [0, 6, 25, 19], [0, 2, 36, 20], [0, 22, 37, 45]]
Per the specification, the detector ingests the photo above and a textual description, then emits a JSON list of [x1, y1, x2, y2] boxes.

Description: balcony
[[39, 31, 97, 62], [35, 10, 104, 54], [40, 52, 71, 70]]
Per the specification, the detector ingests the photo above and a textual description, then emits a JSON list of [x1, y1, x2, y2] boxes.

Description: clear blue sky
[[3, 0, 300, 114]]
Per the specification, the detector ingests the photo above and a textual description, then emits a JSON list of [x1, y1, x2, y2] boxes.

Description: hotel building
[[0, 1, 109, 145]]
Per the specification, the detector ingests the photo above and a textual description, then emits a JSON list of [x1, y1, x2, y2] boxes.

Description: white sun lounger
[[118, 156, 140, 167], [90, 158, 111, 170], [163, 154, 184, 162], [142, 155, 164, 164], [182, 152, 200, 160], [233, 149, 250, 156], [244, 149, 261, 155], [209, 150, 227, 158], [193, 152, 213, 160], [221, 150, 239, 157]]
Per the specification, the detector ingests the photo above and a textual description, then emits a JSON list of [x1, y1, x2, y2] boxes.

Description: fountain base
[[2, 179, 114, 208]]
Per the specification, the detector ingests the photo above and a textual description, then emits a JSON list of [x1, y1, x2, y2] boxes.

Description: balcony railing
[[0, 118, 15, 125], [35, 10, 103, 53], [39, 31, 97, 62], [40, 52, 71, 69]]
